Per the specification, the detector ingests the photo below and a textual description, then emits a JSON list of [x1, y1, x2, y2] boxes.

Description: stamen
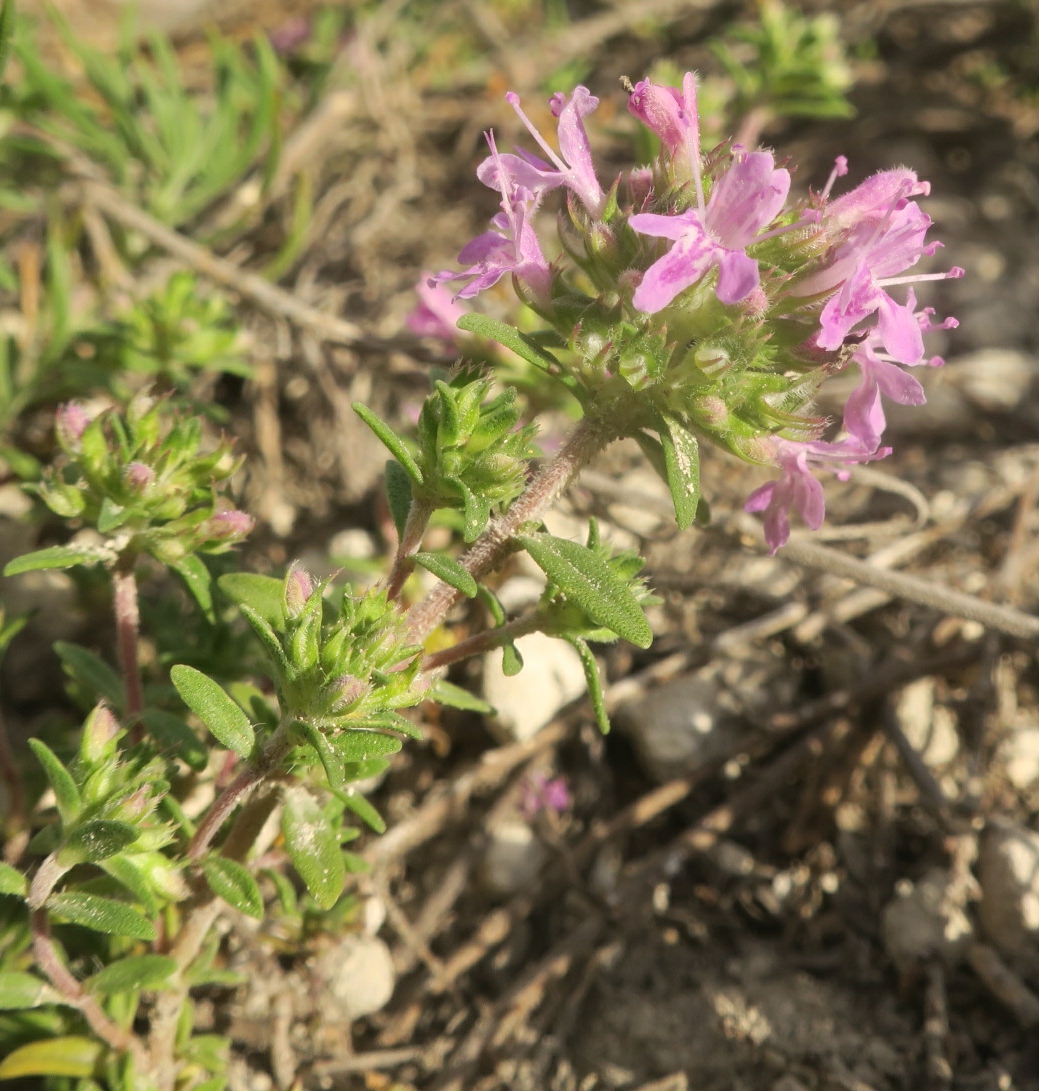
[[819, 155, 848, 201], [680, 72, 706, 220], [505, 91, 568, 175], [877, 267, 964, 288]]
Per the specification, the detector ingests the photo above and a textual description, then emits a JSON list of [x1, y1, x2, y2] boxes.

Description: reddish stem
[[112, 563, 143, 743], [421, 612, 544, 673], [29, 856, 141, 1058], [385, 499, 434, 602], [185, 765, 263, 861], [406, 417, 610, 643]]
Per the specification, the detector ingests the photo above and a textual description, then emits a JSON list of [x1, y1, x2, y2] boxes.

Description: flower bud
[[284, 563, 315, 619], [56, 403, 90, 450], [124, 461, 156, 492], [80, 703, 122, 764], [206, 510, 255, 541], [693, 343, 732, 377], [331, 674, 369, 712]]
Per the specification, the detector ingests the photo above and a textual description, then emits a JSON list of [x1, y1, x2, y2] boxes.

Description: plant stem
[[112, 560, 143, 743], [385, 498, 434, 602], [406, 416, 612, 643], [149, 787, 280, 1089], [421, 612, 544, 673], [185, 728, 288, 862], [29, 855, 143, 1059]]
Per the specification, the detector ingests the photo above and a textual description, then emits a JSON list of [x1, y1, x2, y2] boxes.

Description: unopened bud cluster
[[427, 71, 961, 550], [43, 393, 253, 563]]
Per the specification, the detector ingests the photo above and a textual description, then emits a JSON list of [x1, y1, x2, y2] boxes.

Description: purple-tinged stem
[[421, 612, 544, 673], [0, 704, 27, 862], [385, 499, 434, 602], [185, 766, 262, 861], [112, 562, 143, 744], [406, 416, 611, 644], [29, 855, 142, 1058]]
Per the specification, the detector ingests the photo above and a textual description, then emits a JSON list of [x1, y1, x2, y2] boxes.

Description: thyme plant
[[0, 3, 963, 1088]]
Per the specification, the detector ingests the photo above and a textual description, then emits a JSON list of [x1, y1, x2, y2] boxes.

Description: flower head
[[406, 276, 467, 343], [630, 147, 790, 311], [431, 133, 553, 306], [477, 87, 606, 217]]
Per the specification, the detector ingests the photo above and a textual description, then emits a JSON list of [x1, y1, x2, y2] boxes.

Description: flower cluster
[[422, 71, 961, 551]]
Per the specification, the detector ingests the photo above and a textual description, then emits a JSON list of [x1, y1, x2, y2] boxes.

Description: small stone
[[1000, 723, 1039, 790], [328, 528, 378, 561], [895, 678, 959, 766], [480, 819, 548, 897], [483, 632, 586, 742], [880, 867, 974, 976], [313, 934, 396, 1021], [616, 655, 796, 783], [978, 822, 1039, 966]]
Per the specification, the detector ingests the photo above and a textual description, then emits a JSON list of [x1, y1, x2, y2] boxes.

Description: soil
[[7, 2, 1039, 1090]]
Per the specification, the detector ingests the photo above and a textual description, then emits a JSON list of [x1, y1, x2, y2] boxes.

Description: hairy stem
[[421, 612, 545, 673], [29, 855, 143, 1058], [186, 728, 288, 862], [385, 499, 434, 602], [149, 787, 281, 1088], [112, 561, 143, 743], [406, 416, 612, 643]]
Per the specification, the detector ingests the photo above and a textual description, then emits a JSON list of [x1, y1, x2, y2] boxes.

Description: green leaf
[[0, 1036, 104, 1079], [457, 314, 564, 376], [0, 861, 27, 897], [516, 534, 653, 649], [171, 555, 214, 623], [0, 972, 52, 1010], [412, 552, 478, 597], [48, 892, 156, 940], [281, 786, 345, 910], [27, 739, 81, 824], [97, 497, 128, 533], [337, 791, 385, 834], [348, 710, 422, 740], [352, 403, 423, 485], [59, 820, 139, 866], [218, 573, 284, 627], [200, 856, 263, 920], [171, 665, 255, 759], [139, 710, 207, 771], [564, 636, 610, 733], [238, 605, 293, 679], [54, 641, 125, 708], [100, 856, 158, 917], [502, 642, 524, 676], [332, 730, 402, 762], [384, 460, 414, 540], [655, 412, 701, 530], [295, 720, 344, 791], [458, 480, 490, 543], [3, 546, 104, 576], [84, 954, 177, 995], [429, 680, 493, 714]]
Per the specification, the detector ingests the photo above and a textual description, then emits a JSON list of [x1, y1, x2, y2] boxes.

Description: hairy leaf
[[171, 665, 255, 758]]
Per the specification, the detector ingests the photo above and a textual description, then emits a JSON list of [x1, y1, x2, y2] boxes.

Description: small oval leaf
[[47, 892, 156, 940], [200, 856, 263, 920], [412, 552, 478, 598], [59, 819, 139, 865], [171, 665, 255, 758], [3, 546, 103, 577], [0, 972, 52, 1010], [218, 572, 285, 627], [85, 954, 177, 995], [516, 533, 653, 649], [0, 861, 27, 898], [27, 739, 81, 824], [281, 786, 345, 910], [333, 730, 403, 762], [0, 1036, 104, 1079]]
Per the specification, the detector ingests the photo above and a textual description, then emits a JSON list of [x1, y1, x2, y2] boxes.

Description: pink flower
[[798, 168, 963, 362], [478, 87, 606, 217], [628, 72, 698, 162], [56, 402, 90, 449], [405, 276, 467, 343], [520, 773, 571, 818], [432, 133, 552, 305], [630, 147, 790, 311], [745, 434, 889, 554]]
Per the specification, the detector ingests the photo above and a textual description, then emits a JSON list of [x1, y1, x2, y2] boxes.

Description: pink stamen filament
[[877, 267, 965, 287], [505, 91, 569, 175], [819, 155, 849, 201]]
